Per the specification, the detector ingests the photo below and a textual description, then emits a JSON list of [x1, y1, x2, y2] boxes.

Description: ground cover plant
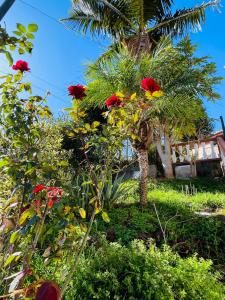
[[68, 240, 225, 300], [95, 178, 225, 270]]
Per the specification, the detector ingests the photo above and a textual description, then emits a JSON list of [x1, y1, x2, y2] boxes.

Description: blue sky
[[1, 0, 225, 130]]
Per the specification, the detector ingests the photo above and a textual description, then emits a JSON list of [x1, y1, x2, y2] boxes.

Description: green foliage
[[37, 119, 74, 183], [101, 173, 129, 209], [182, 108, 214, 140], [0, 23, 116, 298], [68, 240, 224, 300], [95, 179, 225, 266], [0, 23, 37, 65], [62, 107, 107, 168], [85, 37, 222, 108]]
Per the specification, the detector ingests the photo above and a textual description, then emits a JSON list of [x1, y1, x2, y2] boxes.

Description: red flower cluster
[[141, 77, 161, 93], [68, 84, 86, 100], [105, 94, 123, 108], [12, 60, 30, 72], [32, 185, 63, 208]]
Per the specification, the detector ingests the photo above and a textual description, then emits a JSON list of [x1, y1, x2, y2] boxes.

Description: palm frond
[[144, 0, 173, 22], [149, 0, 220, 36], [95, 41, 122, 64], [83, 37, 222, 110], [61, 0, 136, 38]]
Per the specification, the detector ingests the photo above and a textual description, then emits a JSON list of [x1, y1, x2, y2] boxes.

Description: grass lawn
[[94, 178, 225, 272]]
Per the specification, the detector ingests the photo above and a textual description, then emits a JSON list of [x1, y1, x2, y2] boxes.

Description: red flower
[[35, 281, 60, 300], [32, 185, 46, 194], [48, 199, 54, 208], [105, 94, 123, 108], [141, 77, 161, 93], [46, 187, 63, 207], [12, 60, 30, 72], [32, 185, 63, 209], [68, 84, 86, 99]]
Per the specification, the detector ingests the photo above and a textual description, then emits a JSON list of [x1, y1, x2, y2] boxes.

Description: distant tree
[[182, 109, 214, 141]]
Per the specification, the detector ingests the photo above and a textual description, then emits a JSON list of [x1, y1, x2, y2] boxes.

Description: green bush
[[68, 240, 224, 300], [95, 200, 225, 265]]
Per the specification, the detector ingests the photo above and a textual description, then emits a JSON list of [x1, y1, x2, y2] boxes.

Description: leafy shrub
[[101, 174, 129, 209], [68, 240, 224, 300], [95, 200, 225, 265]]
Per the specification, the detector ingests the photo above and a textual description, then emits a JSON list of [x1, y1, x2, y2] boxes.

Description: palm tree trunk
[[137, 149, 149, 205]]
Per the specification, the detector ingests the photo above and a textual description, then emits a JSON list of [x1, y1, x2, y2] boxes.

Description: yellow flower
[[152, 90, 164, 98], [130, 93, 137, 100], [145, 91, 154, 100], [116, 92, 125, 98], [64, 206, 71, 214]]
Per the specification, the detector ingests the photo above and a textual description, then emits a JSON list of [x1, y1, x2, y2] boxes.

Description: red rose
[[105, 94, 123, 108], [68, 84, 86, 99], [141, 77, 161, 93], [32, 185, 46, 194], [35, 281, 60, 300], [12, 60, 30, 72]]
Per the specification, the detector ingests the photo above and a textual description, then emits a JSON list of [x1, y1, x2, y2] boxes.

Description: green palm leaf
[[149, 0, 220, 36], [62, 0, 220, 41], [62, 0, 136, 38]]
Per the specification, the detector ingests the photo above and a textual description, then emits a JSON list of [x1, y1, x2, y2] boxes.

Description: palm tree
[[62, 0, 220, 56], [84, 38, 221, 204], [62, 0, 221, 204]]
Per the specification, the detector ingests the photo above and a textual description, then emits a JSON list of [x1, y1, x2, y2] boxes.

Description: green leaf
[[28, 24, 38, 32], [79, 208, 86, 219], [5, 51, 13, 66], [13, 30, 22, 36], [9, 231, 20, 244], [26, 32, 35, 39], [0, 158, 9, 168], [17, 23, 26, 33], [18, 48, 25, 55], [81, 181, 93, 186], [102, 212, 110, 223], [19, 208, 35, 226], [80, 223, 87, 233], [91, 121, 100, 128], [9, 45, 16, 51], [4, 252, 21, 267]]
